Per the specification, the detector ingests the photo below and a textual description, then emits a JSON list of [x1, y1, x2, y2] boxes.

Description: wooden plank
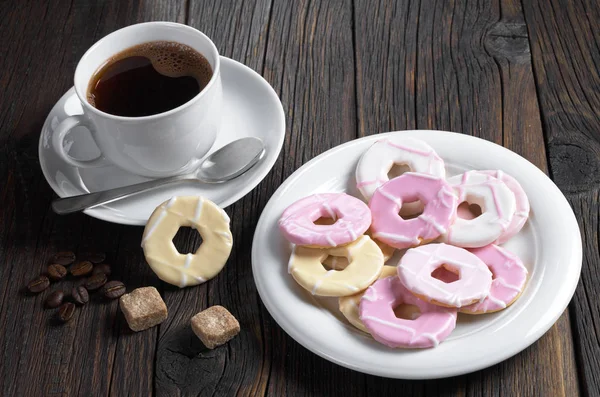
[[259, 0, 362, 395], [484, 1, 579, 394], [153, 1, 275, 396], [354, 0, 578, 395], [353, 1, 419, 135], [0, 0, 592, 395], [0, 1, 184, 396], [154, 0, 362, 395], [67, 4, 189, 395], [523, 1, 600, 396]]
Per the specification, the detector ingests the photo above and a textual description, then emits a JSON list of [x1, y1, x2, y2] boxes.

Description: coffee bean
[[45, 290, 64, 308], [92, 263, 112, 277], [27, 275, 50, 293], [81, 252, 106, 264], [47, 264, 67, 281], [102, 281, 126, 299], [85, 272, 107, 291], [71, 261, 93, 277], [71, 286, 89, 305], [51, 251, 76, 266], [57, 302, 76, 323]]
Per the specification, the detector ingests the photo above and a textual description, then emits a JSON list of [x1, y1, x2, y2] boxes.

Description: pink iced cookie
[[359, 276, 458, 348], [397, 243, 492, 308], [477, 170, 530, 244], [369, 172, 457, 249], [461, 244, 528, 314], [279, 193, 371, 247]]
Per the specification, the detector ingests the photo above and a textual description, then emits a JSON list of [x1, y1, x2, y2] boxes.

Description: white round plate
[[39, 56, 285, 225], [252, 130, 582, 379]]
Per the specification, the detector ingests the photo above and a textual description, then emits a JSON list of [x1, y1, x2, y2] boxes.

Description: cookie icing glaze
[[369, 172, 457, 249], [288, 235, 384, 297], [461, 244, 528, 314], [355, 137, 446, 201], [477, 170, 530, 244], [323, 230, 395, 270], [279, 193, 371, 247], [443, 171, 516, 248], [359, 276, 458, 348], [338, 266, 397, 333], [397, 243, 492, 307], [142, 196, 233, 288]]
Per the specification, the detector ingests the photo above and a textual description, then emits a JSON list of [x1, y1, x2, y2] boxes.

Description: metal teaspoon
[[51, 137, 266, 215]]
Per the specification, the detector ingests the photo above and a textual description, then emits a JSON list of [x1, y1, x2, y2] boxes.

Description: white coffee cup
[[53, 22, 222, 177]]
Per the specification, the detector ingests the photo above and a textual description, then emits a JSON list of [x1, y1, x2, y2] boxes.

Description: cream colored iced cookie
[[142, 196, 233, 288], [288, 235, 384, 297], [338, 266, 397, 333], [322, 231, 395, 270]]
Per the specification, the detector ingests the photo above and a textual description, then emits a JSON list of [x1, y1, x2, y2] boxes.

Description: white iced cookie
[[443, 171, 516, 248], [355, 136, 446, 201], [142, 196, 233, 288], [477, 170, 530, 244], [288, 235, 384, 297], [338, 266, 397, 333]]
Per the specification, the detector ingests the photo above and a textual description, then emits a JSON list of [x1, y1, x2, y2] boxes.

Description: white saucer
[[252, 130, 582, 379], [39, 56, 285, 225]]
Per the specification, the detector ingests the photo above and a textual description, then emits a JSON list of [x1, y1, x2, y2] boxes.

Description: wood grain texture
[[154, 2, 275, 395], [156, 0, 361, 394], [354, 0, 578, 396], [523, 1, 600, 396], [260, 1, 363, 396], [0, 1, 184, 396], [0, 0, 594, 395]]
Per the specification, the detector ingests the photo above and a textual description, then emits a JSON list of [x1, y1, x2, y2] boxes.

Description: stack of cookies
[[278, 136, 530, 349]]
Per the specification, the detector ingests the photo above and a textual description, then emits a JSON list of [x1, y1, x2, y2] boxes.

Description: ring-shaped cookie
[[369, 172, 457, 249], [477, 170, 530, 244], [359, 276, 458, 348], [460, 244, 528, 314], [397, 243, 492, 308], [279, 193, 371, 248], [323, 231, 395, 270], [443, 171, 516, 248], [338, 266, 397, 333], [142, 196, 233, 288], [356, 136, 446, 201], [288, 235, 384, 297]]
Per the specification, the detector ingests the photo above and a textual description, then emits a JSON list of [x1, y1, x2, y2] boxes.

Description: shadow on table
[[154, 324, 226, 394]]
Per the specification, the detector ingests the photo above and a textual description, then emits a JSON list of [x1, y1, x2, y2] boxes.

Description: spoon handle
[[51, 174, 191, 215]]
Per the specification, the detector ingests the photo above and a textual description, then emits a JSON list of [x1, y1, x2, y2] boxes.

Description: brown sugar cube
[[191, 305, 240, 349], [119, 287, 168, 332]]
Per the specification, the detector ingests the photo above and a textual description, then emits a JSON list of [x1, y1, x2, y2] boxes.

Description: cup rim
[[74, 21, 221, 121]]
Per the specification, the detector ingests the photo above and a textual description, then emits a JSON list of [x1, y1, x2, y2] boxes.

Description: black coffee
[[87, 41, 212, 117]]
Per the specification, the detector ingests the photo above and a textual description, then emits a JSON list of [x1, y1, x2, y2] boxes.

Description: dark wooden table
[[1, 0, 598, 395]]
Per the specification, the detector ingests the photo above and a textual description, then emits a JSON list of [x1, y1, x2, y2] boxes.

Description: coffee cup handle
[[52, 115, 110, 168]]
